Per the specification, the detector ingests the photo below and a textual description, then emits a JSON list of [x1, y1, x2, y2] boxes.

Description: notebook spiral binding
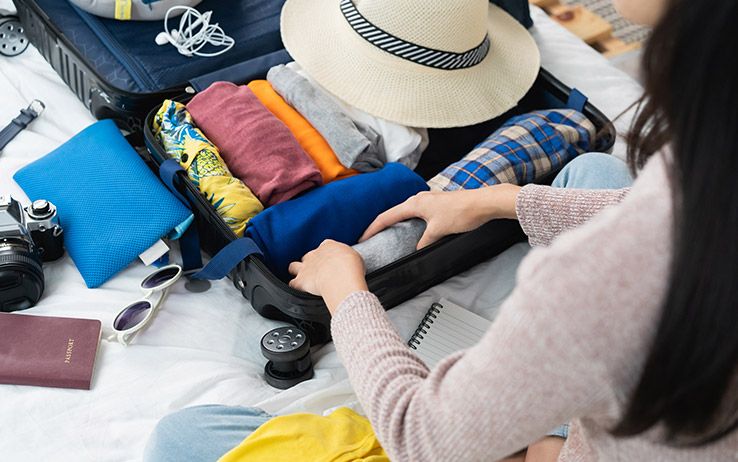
[[408, 302, 442, 349]]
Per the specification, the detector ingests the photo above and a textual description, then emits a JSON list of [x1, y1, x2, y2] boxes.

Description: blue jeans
[[551, 152, 633, 190], [144, 153, 634, 460], [144, 405, 273, 462]]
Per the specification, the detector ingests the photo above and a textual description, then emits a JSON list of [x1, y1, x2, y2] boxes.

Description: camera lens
[[0, 240, 45, 312]]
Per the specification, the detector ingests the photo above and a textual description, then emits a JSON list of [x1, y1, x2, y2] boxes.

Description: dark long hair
[[612, 0, 738, 444]]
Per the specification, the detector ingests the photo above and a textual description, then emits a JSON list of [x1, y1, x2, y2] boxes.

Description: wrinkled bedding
[[0, 3, 642, 460]]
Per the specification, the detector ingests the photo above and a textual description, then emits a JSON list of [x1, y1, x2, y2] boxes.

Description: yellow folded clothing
[[153, 100, 263, 236], [219, 407, 389, 462]]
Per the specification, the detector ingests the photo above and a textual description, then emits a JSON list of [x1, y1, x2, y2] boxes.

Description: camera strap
[[0, 100, 44, 152]]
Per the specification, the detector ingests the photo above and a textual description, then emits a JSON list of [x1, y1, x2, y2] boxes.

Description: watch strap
[[0, 100, 44, 152]]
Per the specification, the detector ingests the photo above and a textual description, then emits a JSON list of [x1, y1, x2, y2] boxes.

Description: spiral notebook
[[408, 298, 492, 367]]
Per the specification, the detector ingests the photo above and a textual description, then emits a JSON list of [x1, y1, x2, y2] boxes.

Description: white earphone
[[154, 6, 234, 58]]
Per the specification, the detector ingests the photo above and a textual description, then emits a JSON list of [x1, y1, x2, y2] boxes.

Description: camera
[[0, 195, 64, 312]]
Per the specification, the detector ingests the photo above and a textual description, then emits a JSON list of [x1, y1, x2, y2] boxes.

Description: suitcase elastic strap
[[567, 88, 588, 113], [159, 158, 263, 280]]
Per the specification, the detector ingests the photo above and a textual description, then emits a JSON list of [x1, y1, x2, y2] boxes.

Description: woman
[[286, 0, 738, 460]]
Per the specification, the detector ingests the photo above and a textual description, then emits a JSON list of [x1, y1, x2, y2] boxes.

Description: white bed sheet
[[0, 4, 642, 461]]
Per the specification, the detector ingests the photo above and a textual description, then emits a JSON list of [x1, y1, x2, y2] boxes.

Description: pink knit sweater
[[331, 153, 738, 461]]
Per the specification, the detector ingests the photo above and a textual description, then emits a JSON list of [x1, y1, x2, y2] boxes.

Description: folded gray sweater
[[267, 65, 385, 172]]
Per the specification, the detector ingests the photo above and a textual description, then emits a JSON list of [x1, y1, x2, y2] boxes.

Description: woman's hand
[[360, 184, 522, 249], [288, 240, 369, 315]]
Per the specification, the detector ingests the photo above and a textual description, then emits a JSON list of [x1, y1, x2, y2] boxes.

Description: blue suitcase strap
[[567, 88, 589, 113], [159, 158, 263, 279], [159, 157, 192, 206], [190, 238, 263, 281], [189, 49, 293, 92]]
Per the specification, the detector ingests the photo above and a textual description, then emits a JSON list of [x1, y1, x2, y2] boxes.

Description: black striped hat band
[[340, 0, 491, 71]]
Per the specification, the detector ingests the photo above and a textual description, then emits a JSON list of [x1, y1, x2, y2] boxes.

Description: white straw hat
[[280, 0, 541, 128]]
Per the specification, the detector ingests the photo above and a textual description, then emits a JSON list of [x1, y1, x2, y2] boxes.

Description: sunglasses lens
[[141, 266, 180, 290], [114, 301, 152, 331]]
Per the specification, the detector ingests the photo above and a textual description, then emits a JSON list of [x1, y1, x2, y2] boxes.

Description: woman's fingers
[[287, 261, 303, 276], [416, 228, 440, 250], [359, 199, 421, 242], [288, 276, 305, 291]]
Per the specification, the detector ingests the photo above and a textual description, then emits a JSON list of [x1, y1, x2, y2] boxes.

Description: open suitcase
[[15, 0, 616, 344], [142, 74, 616, 344], [12, 0, 535, 130], [13, 0, 292, 131]]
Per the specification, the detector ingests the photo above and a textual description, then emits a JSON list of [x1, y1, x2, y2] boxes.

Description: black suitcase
[[15, 0, 616, 344], [12, 0, 532, 133], [142, 70, 616, 344], [13, 0, 291, 132]]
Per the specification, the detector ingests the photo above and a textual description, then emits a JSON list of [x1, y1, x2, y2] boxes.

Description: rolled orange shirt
[[248, 80, 358, 183]]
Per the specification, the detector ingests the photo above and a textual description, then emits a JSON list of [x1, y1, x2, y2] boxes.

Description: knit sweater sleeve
[[515, 185, 630, 247], [330, 155, 672, 462]]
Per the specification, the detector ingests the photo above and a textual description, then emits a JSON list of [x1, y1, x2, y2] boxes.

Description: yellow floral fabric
[[218, 407, 389, 462], [153, 100, 263, 236]]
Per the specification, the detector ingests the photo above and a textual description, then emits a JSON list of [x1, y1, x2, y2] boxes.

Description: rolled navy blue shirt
[[246, 163, 428, 280]]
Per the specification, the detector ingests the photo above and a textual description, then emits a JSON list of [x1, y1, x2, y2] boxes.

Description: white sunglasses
[[106, 264, 183, 346]]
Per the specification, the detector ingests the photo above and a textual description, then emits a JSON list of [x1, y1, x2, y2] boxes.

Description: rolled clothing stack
[[247, 80, 358, 183], [152, 100, 263, 237], [246, 163, 429, 280], [267, 64, 386, 172], [283, 62, 429, 170], [187, 81, 323, 207], [354, 109, 598, 273]]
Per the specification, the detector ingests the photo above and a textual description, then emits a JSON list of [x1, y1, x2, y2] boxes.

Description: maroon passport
[[0, 312, 101, 390]]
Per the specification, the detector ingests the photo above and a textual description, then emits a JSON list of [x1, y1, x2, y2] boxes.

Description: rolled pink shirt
[[187, 81, 322, 206]]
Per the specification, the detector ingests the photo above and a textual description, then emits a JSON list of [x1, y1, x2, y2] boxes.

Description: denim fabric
[[552, 152, 633, 189], [548, 423, 570, 439], [144, 405, 273, 462]]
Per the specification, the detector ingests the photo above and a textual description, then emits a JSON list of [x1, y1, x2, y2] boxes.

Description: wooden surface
[[595, 36, 642, 58], [548, 4, 613, 45], [529, 0, 559, 8], [529, 0, 642, 57]]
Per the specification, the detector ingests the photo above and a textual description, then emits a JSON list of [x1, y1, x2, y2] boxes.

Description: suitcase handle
[[158, 158, 264, 280], [188, 49, 293, 92]]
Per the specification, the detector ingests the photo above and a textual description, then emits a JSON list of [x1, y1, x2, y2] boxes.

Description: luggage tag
[[139, 239, 170, 266], [114, 0, 132, 21]]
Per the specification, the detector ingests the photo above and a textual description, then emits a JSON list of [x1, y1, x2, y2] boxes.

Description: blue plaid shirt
[[428, 109, 597, 191]]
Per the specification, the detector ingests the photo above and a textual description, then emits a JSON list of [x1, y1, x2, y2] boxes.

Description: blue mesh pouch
[[14, 120, 192, 288]]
